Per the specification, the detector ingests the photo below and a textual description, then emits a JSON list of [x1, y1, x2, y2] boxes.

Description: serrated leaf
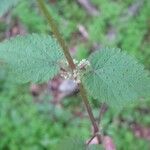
[[0, 0, 21, 17], [0, 34, 64, 83], [82, 48, 150, 107], [55, 138, 103, 150]]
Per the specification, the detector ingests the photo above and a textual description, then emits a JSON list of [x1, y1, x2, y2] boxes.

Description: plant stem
[[37, 0, 101, 143], [87, 134, 96, 145], [79, 83, 101, 143], [37, 0, 75, 70], [98, 103, 107, 125]]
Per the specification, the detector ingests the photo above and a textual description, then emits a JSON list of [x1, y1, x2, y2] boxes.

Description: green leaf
[[55, 138, 103, 150], [0, 0, 20, 17], [0, 34, 64, 83], [82, 48, 150, 107]]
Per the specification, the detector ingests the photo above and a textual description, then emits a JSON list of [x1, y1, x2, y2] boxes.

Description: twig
[[87, 134, 96, 145]]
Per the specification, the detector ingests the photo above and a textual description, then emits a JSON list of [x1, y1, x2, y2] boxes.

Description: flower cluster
[[60, 70, 72, 79], [60, 59, 91, 84], [73, 69, 81, 84], [77, 59, 90, 70]]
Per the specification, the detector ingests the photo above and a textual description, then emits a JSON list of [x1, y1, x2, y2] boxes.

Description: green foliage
[[0, 34, 64, 83], [55, 138, 103, 150], [0, 87, 61, 150], [55, 138, 85, 150], [82, 48, 150, 107], [75, 44, 89, 61], [0, 83, 92, 149], [87, 0, 150, 67], [0, 64, 7, 90], [12, 0, 48, 33], [109, 123, 150, 150], [0, 0, 150, 149], [0, 0, 20, 17]]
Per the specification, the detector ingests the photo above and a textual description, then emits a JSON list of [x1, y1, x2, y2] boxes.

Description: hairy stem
[[37, 0, 101, 143], [37, 0, 75, 70]]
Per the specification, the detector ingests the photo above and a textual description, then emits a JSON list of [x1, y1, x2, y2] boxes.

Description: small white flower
[[60, 71, 72, 79], [78, 59, 90, 69], [73, 69, 81, 83], [73, 59, 79, 64]]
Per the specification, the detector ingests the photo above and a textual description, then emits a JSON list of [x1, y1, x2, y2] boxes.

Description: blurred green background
[[0, 0, 150, 149]]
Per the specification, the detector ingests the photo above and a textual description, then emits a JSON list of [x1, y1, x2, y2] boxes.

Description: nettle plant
[[0, 0, 150, 150]]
